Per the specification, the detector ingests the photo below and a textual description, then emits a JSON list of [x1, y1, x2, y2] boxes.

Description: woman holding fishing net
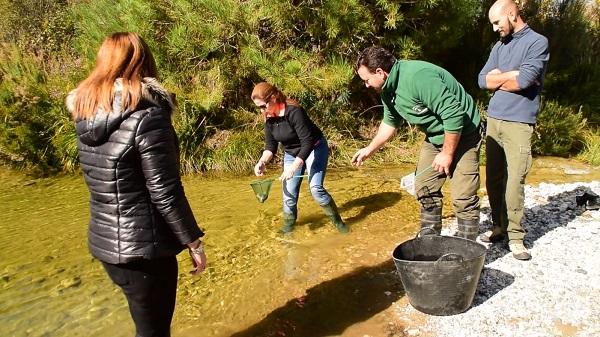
[[251, 82, 348, 234]]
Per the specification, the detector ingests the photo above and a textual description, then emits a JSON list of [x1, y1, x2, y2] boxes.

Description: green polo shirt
[[381, 60, 480, 145]]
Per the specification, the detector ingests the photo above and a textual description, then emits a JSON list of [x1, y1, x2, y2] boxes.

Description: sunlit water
[[1, 158, 598, 337]]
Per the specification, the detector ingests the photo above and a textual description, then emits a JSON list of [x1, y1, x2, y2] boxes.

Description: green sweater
[[381, 60, 480, 145]]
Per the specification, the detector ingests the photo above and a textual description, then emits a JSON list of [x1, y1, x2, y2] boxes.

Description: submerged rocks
[[54, 276, 82, 295]]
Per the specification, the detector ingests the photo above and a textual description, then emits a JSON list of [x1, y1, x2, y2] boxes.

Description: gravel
[[395, 181, 600, 337]]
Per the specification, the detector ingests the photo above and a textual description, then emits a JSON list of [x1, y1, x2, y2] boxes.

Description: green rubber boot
[[281, 212, 296, 234], [321, 200, 349, 233]]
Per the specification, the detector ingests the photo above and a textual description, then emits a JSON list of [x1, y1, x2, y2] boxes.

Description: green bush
[[1, 0, 599, 175], [171, 100, 214, 174], [532, 100, 586, 156], [0, 45, 61, 171], [70, 0, 160, 63], [527, 0, 600, 123], [50, 114, 79, 172], [211, 129, 263, 175], [577, 129, 600, 166], [0, 0, 75, 57]]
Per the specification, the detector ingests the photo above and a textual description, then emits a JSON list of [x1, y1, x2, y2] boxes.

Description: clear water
[[1, 157, 597, 337]]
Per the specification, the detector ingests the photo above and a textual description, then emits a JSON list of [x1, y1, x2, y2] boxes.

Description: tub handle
[[415, 227, 439, 238], [434, 253, 464, 267]]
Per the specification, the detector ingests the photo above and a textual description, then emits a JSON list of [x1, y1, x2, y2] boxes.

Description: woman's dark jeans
[[102, 256, 178, 337]]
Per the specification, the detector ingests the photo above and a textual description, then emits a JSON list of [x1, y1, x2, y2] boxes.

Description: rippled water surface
[[1, 158, 597, 337]]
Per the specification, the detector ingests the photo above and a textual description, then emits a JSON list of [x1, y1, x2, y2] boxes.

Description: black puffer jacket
[[67, 78, 203, 264]]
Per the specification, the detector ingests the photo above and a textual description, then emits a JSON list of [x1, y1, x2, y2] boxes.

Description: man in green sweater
[[352, 46, 482, 240]]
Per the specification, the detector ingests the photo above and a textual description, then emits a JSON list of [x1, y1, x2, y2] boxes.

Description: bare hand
[[432, 152, 453, 176], [488, 68, 501, 75], [254, 161, 265, 176], [189, 249, 207, 276], [351, 148, 372, 166], [279, 166, 296, 181]]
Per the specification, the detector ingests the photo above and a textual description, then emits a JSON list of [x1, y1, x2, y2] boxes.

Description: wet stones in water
[[33, 277, 47, 284], [55, 276, 82, 294]]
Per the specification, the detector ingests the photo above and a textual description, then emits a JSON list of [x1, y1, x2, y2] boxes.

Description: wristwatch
[[190, 240, 204, 255]]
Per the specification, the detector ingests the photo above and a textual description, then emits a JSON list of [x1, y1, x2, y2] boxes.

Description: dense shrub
[[0, 0, 598, 174], [0, 46, 61, 171], [577, 129, 600, 166], [532, 100, 586, 156], [211, 129, 264, 174], [0, 0, 75, 57], [527, 0, 600, 123]]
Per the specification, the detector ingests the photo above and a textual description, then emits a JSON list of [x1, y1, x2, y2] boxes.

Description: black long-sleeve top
[[264, 104, 324, 161]]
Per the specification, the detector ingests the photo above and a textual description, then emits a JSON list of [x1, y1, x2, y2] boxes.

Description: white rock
[[406, 328, 420, 336]]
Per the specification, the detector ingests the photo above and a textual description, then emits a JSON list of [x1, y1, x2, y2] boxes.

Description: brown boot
[[478, 229, 507, 243]]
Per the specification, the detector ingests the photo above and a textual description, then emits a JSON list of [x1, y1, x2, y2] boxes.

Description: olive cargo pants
[[485, 117, 534, 243], [414, 129, 482, 238]]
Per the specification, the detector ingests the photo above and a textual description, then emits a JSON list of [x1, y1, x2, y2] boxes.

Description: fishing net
[[250, 178, 274, 203], [249, 175, 307, 203]]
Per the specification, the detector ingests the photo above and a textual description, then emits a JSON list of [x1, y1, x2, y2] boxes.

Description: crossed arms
[[478, 37, 549, 93], [483, 69, 521, 92]]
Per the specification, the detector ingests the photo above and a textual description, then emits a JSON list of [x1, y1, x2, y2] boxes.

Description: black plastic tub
[[392, 229, 486, 315]]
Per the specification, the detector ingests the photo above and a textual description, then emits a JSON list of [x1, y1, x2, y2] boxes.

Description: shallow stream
[[1, 157, 597, 337]]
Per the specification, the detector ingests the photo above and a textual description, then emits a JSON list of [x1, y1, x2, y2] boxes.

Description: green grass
[[211, 129, 264, 175], [577, 129, 600, 166]]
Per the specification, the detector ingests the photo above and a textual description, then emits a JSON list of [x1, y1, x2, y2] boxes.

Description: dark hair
[[355, 46, 396, 73]]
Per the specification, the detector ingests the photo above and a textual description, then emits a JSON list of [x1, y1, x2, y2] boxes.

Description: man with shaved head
[[478, 0, 549, 260]]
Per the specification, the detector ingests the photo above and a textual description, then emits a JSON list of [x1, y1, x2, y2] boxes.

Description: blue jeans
[[282, 137, 332, 216]]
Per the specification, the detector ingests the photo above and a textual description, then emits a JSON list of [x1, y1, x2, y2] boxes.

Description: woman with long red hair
[[67, 32, 207, 336], [251, 82, 348, 233]]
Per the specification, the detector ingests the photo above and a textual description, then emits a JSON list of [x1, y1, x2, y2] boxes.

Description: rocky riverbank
[[394, 181, 600, 337]]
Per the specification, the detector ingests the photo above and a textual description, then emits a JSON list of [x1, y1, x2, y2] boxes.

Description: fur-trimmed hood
[[67, 77, 174, 146]]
